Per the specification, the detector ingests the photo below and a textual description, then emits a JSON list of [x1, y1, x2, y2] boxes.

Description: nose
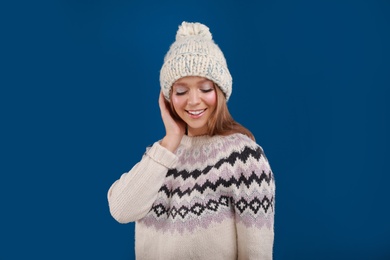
[[188, 90, 200, 106]]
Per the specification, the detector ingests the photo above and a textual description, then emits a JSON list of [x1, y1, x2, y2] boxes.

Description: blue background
[[1, 0, 389, 259]]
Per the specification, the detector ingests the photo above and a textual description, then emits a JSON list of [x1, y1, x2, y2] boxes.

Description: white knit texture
[[108, 134, 275, 259], [160, 21, 232, 101]]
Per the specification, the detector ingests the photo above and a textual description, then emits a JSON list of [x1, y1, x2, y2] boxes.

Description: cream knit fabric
[[160, 21, 233, 101], [108, 134, 275, 259]]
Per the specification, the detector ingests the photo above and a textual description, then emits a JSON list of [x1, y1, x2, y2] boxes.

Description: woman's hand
[[159, 91, 186, 152]]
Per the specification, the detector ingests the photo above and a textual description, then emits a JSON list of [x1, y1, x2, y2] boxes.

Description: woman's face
[[171, 76, 217, 136]]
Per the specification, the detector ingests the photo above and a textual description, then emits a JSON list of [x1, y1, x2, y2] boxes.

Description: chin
[[187, 124, 208, 135]]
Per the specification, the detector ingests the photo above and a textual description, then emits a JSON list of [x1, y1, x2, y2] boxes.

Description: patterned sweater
[[108, 133, 275, 260]]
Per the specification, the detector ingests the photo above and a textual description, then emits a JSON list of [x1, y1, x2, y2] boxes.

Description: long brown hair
[[170, 84, 255, 141]]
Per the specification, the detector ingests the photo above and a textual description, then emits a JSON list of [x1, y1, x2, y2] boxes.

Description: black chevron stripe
[[167, 146, 266, 180], [159, 170, 274, 198]]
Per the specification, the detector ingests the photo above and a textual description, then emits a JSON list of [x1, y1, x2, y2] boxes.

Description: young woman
[[108, 21, 275, 260]]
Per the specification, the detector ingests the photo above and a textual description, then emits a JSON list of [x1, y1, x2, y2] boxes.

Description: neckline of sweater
[[180, 133, 243, 147]]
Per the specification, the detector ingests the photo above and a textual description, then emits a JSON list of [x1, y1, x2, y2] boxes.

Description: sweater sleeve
[[232, 145, 275, 260], [107, 142, 178, 224]]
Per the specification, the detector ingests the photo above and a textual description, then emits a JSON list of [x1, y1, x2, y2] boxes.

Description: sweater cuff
[[146, 142, 178, 169]]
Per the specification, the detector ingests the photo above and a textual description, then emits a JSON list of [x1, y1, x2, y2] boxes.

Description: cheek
[[204, 92, 217, 108], [171, 96, 185, 111]]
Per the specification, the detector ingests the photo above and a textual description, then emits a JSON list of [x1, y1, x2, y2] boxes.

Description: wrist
[[160, 135, 182, 152]]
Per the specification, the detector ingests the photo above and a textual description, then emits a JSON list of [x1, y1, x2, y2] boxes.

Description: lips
[[186, 109, 206, 115], [186, 109, 206, 118]]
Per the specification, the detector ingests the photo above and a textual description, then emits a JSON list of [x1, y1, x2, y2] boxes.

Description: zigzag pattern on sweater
[[167, 146, 266, 180], [139, 134, 275, 234], [160, 170, 273, 198]]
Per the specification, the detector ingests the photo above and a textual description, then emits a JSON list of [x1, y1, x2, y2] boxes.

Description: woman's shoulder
[[211, 133, 263, 159], [220, 133, 260, 150], [215, 133, 270, 171], [224, 133, 269, 157]]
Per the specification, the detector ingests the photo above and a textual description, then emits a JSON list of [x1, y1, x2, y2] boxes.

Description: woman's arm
[[107, 142, 177, 223], [108, 92, 185, 223], [232, 145, 275, 260]]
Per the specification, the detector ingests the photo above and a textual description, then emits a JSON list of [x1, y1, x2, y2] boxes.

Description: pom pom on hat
[[160, 21, 232, 101], [175, 22, 212, 41]]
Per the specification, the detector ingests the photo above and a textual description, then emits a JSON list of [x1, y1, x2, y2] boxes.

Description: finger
[[158, 91, 163, 107], [159, 91, 167, 112]]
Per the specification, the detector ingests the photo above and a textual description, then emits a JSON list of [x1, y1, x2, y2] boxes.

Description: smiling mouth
[[186, 109, 206, 116]]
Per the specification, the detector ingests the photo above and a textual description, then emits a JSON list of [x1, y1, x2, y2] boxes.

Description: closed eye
[[175, 91, 187, 96], [201, 89, 214, 93]]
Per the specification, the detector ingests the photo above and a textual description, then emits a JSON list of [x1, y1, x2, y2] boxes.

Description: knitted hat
[[160, 21, 232, 101]]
